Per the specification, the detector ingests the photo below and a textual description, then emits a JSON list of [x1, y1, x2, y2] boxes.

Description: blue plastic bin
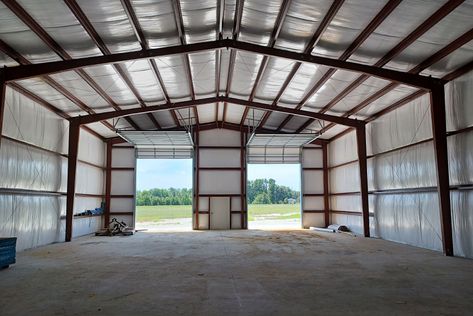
[[0, 237, 17, 269]]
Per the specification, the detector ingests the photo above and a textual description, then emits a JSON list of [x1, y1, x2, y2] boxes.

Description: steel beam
[[194, 129, 200, 229], [356, 125, 370, 237], [430, 85, 453, 256], [0, 73, 5, 149], [65, 121, 80, 242], [71, 96, 363, 128], [4, 39, 442, 90], [322, 142, 330, 227], [104, 140, 112, 228]]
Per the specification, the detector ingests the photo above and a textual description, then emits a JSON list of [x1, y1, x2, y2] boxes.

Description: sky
[[136, 159, 301, 191]]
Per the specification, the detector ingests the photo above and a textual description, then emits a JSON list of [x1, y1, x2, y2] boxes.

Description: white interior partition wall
[[194, 129, 245, 230], [107, 141, 136, 228], [301, 144, 326, 228], [0, 87, 105, 251]]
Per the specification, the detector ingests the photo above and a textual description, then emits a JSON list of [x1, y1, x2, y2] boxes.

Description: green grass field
[[136, 203, 301, 222]]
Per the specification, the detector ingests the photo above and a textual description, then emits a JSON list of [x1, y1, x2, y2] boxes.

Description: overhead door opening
[[247, 164, 301, 229], [135, 159, 193, 231], [246, 133, 318, 229], [117, 130, 194, 231]]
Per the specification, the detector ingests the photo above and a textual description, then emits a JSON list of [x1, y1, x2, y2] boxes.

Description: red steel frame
[[0, 0, 466, 256]]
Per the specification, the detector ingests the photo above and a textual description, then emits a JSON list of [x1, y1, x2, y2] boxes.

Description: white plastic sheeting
[[0, 87, 105, 251]]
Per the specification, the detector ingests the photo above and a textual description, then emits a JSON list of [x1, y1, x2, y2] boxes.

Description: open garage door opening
[[247, 164, 302, 229], [118, 130, 194, 231], [135, 159, 193, 231], [245, 134, 319, 229]]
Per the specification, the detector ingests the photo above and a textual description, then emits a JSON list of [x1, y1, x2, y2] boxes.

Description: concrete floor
[[1, 230, 472, 316]]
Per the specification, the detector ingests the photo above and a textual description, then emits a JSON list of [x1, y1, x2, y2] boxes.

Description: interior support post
[[0, 73, 6, 149], [104, 139, 112, 228], [65, 121, 80, 242], [322, 143, 330, 227], [194, 128, 200, 230], [240, 131, 247, 229], [356, 125, 370, 237], [430, 85, 453, 256]]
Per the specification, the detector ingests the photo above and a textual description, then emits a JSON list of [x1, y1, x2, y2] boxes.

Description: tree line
[[136, 179, 299, 206], [136, 188, 192, 206], [247, 178, 299, 204]]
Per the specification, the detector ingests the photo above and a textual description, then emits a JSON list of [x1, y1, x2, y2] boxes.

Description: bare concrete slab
[[1, 230, 472, 316]]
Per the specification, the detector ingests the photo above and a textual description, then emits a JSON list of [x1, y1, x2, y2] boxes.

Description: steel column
[[194, 129, 200, 229], [322, 143, 330, 227], [356, 125, 370, 237], [104, 140, 112, 228], [65, 121, 81, 242], [0, 73, 5, 149], [430, 85, 453, 256]]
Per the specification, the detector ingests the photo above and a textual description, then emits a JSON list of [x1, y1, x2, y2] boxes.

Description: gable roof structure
[[1, 0, 472, 140]]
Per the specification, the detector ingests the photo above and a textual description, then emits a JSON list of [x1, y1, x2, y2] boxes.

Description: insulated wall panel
[[301, 146, 324, 228], [109, 144, 136, 227], [195, 129, 245, 229]]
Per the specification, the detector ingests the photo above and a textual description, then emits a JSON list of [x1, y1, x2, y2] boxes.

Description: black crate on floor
[[0, 237, 17, 269]]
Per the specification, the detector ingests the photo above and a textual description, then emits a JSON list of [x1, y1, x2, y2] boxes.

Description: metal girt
[[71, 96, 363, 128]]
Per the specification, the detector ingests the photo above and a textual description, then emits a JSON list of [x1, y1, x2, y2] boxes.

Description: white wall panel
[[330, 162, 360, 193], [199, 129, 240, 146], [302, 213, 325, 228], [303, 170, 324, 194], [329, 131, 357, 166], [302, 148, 323, 167], [372, 193, 442, 252], [111, 170, 135, 195], [199, 149, 241, 167], [112, 148, 136, 167], [199, 170, 241, 194]]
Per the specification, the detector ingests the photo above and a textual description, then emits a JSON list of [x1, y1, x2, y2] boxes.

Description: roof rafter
[[278, 0, 402, 131], [1, 0, 136, 131], [215, 0, 225, 124], [262, 0, 346, 130], [326, 39, 473, 141], [171, 0, 199, 127], [120, 0, 181, 128], [71, 95, 363, 128], [64, 0, 160, 130], [223, 0, 245, 126], [239, 0, 292, 127], [3, 39, 442, 89], [297, 0, 464, 132]]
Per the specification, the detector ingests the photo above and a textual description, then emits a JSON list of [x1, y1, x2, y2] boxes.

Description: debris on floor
[[95, 218, 134, 237], [310, 224, 355, 236]]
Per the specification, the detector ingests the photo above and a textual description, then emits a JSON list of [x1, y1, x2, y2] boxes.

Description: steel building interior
[[1, 0, 473, 314]]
